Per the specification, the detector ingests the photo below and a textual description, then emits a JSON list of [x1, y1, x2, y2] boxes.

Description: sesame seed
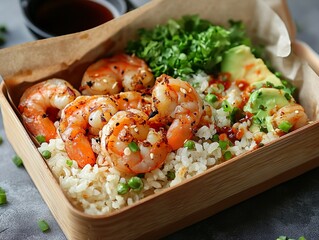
[[124, 125, 129, 129], [295, 110, 299, 114], [112, 82, 118, 89], [150, 153, 154, 159], [188, 88, 192, 93], [124, 147, 131, 156], [134, 127, 139, 133], [180, 87, 187, 94]]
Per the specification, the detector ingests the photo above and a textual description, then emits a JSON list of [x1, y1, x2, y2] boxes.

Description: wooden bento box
[[1, 0, 319, 239]]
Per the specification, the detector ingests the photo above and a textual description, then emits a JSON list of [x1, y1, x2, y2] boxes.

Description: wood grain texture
[[1, 0, 319, 239]]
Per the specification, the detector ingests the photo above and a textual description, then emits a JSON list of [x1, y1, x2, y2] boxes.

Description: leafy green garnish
[[0, 24, 7, 46], [276, 236, 306, 240], [126, 15, 262, 78]]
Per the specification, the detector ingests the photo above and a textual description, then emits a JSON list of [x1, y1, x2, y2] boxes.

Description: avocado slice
[[221, 45, 283, 88], [244, 88, 293, 132]]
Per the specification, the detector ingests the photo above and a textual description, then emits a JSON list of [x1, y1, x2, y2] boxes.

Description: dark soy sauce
[[31, 0, 114, 36]]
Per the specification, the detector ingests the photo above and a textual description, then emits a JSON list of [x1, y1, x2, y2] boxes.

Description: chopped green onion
[[218, 140, 228, 150], [221, 100, 232, 112], [36, 135, 46, 144], [41, 150, 51, 159], [223, 151, 232, 160], [260, 126, 268, 133], [184, 140, 195, 150], [265, 81, 275, 88], [258, 104, 267, 111], [12, 155, 23, 167], [284, 92, 292, 101], [276, 237, 307, 240], [258, 143, 265, 148], [37, 220, 50, 232], [117, 183, 130, 195], [166, 171, 176, 180], [128, 142, 139, 152], [136, 173, 145, 178], [0, 187, 7, 205], [128, 176, 143, 191], [278, 121, 293, 133], [66, 159, 73, 167], [274, 71, 283, 78], [0, 135, 3, 145], [205, 93, 218, 105], [0, 25, 7, 33], [212, 134, 219, 142]]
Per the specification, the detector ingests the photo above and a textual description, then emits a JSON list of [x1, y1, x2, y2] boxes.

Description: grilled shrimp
[[110, 91, 152, 116], [100, 109, 171, 174], [272, 103, 308, 132], [58, 92, 152, 168], [80, 54, 155, 95], [58, 95, 118, 168], [18, 79, 80, 142], [149, 74, 204, 150]]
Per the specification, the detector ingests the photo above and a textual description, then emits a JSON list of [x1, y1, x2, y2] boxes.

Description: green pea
[[219, 140, 228, 150], [117, 183, 130, 195], [36, 135, 46, 144], [128, 176, 143, 191], [223, 151, 232, 160], [184, 140, 195, 150], [205, 93, 218, 105], [212, 134, 219, 142], [166, 171, 176, 180], [41, 150, 51, 159]]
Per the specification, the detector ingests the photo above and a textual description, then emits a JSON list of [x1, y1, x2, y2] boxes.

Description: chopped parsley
[[126, 15, 262, 78]]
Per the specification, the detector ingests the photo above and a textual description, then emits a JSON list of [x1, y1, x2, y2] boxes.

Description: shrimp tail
[[29, 116, 58, 142], [65, 135, 96, 168], [167, 119, 193, 150]]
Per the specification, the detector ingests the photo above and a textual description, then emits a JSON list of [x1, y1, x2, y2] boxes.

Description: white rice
[[38, 71, 280, 215]]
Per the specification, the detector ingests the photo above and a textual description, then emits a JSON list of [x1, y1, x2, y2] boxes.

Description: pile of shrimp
[[18, 54, 204, 174]]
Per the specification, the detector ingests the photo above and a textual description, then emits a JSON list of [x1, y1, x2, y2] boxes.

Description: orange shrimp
[[100, 109, 171, 174], [58, 95, 118, 168], [58, 92, 152, 168], [18, 79, 80, 142], [80, 54, 155, 95], [272, 103, 309, 132], [149, 74, 204, 150]]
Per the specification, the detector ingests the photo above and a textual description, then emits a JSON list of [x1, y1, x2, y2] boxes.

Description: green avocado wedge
[[221, 45, 283, 88]]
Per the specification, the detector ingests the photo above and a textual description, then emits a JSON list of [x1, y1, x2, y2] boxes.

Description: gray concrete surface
[[0, 1, 319, 239]]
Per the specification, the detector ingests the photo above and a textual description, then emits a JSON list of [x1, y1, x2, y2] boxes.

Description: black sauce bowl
[[20, 0, 121, 39]]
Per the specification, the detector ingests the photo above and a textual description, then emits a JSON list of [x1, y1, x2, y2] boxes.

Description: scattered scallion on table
[[0, 135, 3, 145], [0, 187, 7, 205], [37, 219, 50, 232], [12, 155, 23, 167], [0, 24, 7, 46]]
